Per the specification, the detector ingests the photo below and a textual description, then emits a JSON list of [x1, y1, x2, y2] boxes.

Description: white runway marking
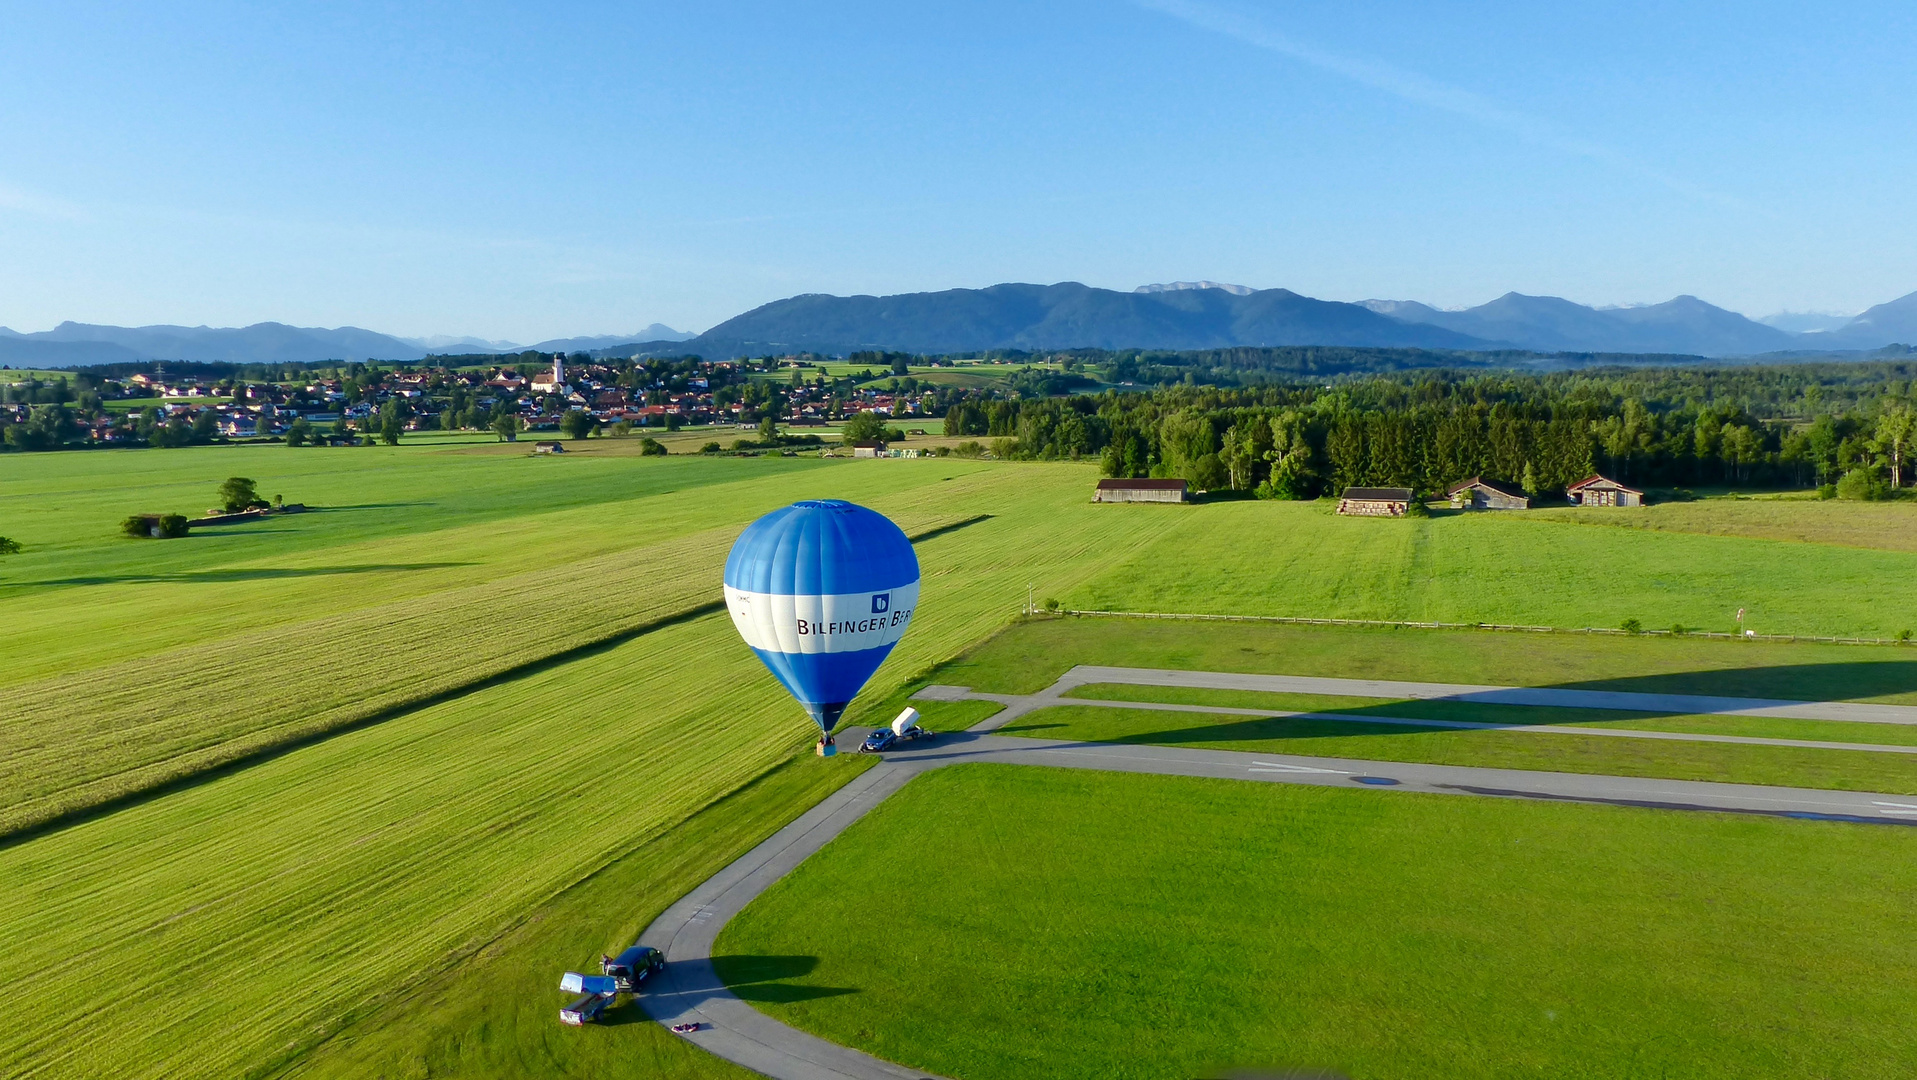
[[1250, 761, 1350, 774]]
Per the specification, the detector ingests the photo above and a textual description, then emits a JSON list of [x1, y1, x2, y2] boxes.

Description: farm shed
[[1566, 475, 1643, 507], [1445, 476, 1529, 510], [1094, 478, 1189, 503], [533, 442, 566, 455], [1337, 487, 1413, 516], [851, 441, 886, 459]]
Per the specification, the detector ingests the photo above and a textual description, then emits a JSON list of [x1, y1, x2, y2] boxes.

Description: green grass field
[[1006, 703, 1917, 793], [910, 616, 1917, 703], [719, 764, 1917, 1080], [1063, 681, 1917, 746], [1067, 498, 1917, 638], [887, 616, 1917, 791], [0, 451, 1164, 1078], [10, 442, 1917, 1077]]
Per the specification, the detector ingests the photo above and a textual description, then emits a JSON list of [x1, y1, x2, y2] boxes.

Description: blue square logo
[[871, 593, 890, 614]]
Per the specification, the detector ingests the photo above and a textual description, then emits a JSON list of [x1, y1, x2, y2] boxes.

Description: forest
[[943, 363, 1917, 499]]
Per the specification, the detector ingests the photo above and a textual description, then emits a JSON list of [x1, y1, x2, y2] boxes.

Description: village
[[0, 354, 943, 445]]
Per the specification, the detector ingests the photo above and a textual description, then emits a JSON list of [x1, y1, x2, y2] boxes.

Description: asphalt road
[[636, 719, 1917, 1080]]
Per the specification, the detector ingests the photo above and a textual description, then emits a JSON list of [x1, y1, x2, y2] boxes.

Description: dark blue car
[[859, 728, 898, 753]]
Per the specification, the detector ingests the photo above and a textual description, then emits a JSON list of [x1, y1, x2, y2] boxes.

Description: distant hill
[[0, 320, 697, 367], [1758, 311, 1856, 334], [1360, 293, 1799, 356], [677, 282, 1494, 356], [6, 286, 1915, 370], [528, 327, 694, 353], [1822, 290, 1917, 348], [1134, 281, 1254, 296], [0, 322, 424, 365]]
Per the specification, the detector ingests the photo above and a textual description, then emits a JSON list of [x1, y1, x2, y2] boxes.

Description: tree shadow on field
[[709, 954, 859, 1004], [5, 562, 475, 588]]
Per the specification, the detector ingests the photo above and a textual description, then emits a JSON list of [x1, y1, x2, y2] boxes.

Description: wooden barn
[[1094, 478, 1189, 503], [1446, 476, 1529, 510], [1566, 475, 1644, 507], [1337, 487, 1413, 516]]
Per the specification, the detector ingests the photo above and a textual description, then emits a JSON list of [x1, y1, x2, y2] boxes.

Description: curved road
[[638, 695, 1917, 1079]]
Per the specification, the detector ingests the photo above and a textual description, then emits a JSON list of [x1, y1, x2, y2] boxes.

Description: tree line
[[950, 365, 1917, 499]]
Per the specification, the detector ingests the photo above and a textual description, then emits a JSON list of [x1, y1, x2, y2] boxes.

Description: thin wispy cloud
[[1135, 0, 1748, 211], [0, 182, 89, 221]]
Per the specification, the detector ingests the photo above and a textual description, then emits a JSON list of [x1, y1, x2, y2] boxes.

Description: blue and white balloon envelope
[[723, 500, 919, 739]]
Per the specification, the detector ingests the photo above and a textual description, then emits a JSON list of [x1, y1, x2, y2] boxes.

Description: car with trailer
[[602, 945, 666, 992]]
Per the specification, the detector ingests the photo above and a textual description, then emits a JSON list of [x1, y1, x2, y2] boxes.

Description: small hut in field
[[1566, 475, 1643, 507], [1094, 478, 1189, 504], [1336, 487, 1413, 517], [1445, 476, 1529, 510]]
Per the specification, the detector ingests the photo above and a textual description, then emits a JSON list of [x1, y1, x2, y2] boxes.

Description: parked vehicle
[[560, 993, 614, 1026], [602, 945, 666, 992], [891, 707, 935, 741], [859, 727, 898, 754]]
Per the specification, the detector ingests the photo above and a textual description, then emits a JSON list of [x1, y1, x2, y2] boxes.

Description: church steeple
[[553, 353, 564, 388]]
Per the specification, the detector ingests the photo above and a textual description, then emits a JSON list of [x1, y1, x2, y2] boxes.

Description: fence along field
[[0, 463, 1164, 1080]]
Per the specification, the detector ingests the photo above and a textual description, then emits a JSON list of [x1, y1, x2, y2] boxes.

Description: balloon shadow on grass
[[1010, 657, 1917, 746], [709, 954, 859, 1004]]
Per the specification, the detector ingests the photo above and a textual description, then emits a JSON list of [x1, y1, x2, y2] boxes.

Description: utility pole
[[1027, 582, 1034, 617]]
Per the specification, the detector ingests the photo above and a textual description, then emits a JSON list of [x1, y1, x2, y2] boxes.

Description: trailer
[[559, 992, 614, 1026]]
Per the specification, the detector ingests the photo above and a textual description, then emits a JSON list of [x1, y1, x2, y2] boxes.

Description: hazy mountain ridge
[[0, 321, 694, 366], [672, 283, 1917, 360], [2, 286, 1912, 368], [1359, 292, 1802, 355], [682, 282, 1490, 356]]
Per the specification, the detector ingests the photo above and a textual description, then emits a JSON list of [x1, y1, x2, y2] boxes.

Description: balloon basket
[[816, 735, 837, 758]]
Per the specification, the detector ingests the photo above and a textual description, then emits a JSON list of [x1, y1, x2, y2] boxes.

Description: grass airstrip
[[4, 436, 1917, 1077], [720, 764, 1917, 1080]]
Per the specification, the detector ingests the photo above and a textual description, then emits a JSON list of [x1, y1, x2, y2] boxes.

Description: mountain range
[[0, 322, 693, 368], [3, 287, 1914, 367], [659, 283, 1917, 360]]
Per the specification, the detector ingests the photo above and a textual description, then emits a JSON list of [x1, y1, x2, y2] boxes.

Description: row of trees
[[953, 368, 1917, 499]]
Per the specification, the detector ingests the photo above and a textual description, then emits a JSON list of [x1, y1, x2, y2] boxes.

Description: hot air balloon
[[723, 500, 919, 756]]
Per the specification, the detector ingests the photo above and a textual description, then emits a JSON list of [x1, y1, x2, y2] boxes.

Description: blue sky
[[1, 1, 1911, 339]]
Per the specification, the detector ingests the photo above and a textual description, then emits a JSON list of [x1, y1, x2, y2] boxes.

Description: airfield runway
[[637, 672, 1917, 1080]]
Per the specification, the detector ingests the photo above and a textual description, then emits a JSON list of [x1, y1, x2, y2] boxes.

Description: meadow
[[719, 763, 1917, 1080], [1066, 497, 1917, 639], [881, 616, 1917, 792], [0, 450, 1160, 1079], [1006, 703, 1917, 793], [901, 616, 1917, 703], [8, 442, 1917, 1077]]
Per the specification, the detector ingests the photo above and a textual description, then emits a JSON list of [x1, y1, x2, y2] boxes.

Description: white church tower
[[532, 352, 570, 396]]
